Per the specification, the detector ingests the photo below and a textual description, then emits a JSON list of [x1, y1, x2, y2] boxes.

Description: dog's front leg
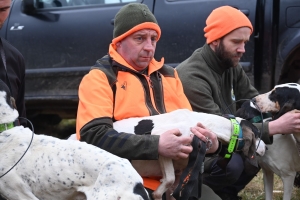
[[0, 184, 40, 200], [281, 172, 296, 200], [152, 156, 175, 200], [261, 167, 275, 200]]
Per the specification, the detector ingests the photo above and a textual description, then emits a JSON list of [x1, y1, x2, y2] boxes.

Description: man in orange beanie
[[177, 5, 300, 200]]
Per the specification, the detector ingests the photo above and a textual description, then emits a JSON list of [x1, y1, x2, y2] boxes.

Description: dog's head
[[236, 100, 261, 122], [253, 83, 300, 119], [0, 79, 19, 124], [236, 100, 272, 123]]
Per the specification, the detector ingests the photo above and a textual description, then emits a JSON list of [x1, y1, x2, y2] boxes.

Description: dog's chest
[[0, 127, 144, 200]]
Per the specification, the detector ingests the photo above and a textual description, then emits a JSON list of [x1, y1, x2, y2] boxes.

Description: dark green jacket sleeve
[[253, 121, 273, 144], [177, 44, 273, 145], [80, 117, 160, 160]]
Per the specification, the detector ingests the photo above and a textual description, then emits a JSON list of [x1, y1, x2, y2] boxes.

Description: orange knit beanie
[[204, 6, 253, 44]]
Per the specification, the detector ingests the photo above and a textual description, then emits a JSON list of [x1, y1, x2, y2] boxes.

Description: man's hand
[[158, 129, 193, 160], [269, 109, 300, 135], [190, 122, 219, 154]]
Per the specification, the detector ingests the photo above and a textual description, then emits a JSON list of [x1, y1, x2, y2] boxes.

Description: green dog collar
[[222, 114, 242, 159], [0, 122, 14, 132], [250, 113, 272, 123]]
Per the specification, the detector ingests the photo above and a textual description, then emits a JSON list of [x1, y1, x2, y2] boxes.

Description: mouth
[[234, 56, 241, 61], [140, 57, 152, 62]]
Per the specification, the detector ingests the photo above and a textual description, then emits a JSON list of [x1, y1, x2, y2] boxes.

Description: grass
[[239, 171, 300, 200]]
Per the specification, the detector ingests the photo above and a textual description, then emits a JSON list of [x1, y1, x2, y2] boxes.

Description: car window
[[36, 0, 139, 8]]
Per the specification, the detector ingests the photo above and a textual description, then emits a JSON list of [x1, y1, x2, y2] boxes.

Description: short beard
[[215, 39, 235, 69]]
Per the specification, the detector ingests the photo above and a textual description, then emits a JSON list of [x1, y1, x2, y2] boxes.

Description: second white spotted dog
[[0, 79, 149, 200], [237, 83, 300, 200]]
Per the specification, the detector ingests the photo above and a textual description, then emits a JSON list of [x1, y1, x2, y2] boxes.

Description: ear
[[10, 97, 17, 109], [209, 40, 220, 51], [240, 120, 260, 138], [236, 106, 256, 120], [116, 42, 121, 47], [274, 99, 295, 119]]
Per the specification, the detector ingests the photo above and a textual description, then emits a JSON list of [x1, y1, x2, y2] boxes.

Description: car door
[[152, 0, 257, 70], [4, 0, 147, 70], [0, 0, 149, 119]]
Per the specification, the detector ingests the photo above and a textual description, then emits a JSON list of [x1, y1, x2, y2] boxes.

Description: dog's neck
[[0, 122, 14, 132], [0, 92, 19, 125]]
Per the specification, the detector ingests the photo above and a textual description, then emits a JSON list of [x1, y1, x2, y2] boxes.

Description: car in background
[[1, 0, 300, 128]]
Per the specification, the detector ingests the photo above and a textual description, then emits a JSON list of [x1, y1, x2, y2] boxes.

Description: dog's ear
[[236, 107, 257, 120], [239, 120, 259, 169], [274, 99, 296, 119], [10, 97, 17, 110], [240, 120, 260, 138], [236, 100, 261, 120]]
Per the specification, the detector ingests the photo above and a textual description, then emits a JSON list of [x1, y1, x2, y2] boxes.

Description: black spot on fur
[[133, 182, 149, 200], [236, 100, 261, 120], [134, 120, 154, 135], [269, 87, 300, 119]]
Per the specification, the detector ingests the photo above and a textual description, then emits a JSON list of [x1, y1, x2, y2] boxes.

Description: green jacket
[[176, 44, 272, 144]]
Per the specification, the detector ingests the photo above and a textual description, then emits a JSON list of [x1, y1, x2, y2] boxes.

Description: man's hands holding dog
[[158, 122, 219, 160], [191, 122, 219, 154], [158, 129, 193, 160], [269, 110, 300, 135]]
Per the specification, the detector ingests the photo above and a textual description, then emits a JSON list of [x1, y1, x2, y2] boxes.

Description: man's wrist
[[268, 120, 279, 136]]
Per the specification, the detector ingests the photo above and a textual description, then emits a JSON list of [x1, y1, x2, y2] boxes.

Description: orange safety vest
[[77, 44, 192, 190]]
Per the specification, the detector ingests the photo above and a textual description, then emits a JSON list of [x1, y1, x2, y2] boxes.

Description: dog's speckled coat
[[0, 81, 149, 200], [112, 109, 266, 200]]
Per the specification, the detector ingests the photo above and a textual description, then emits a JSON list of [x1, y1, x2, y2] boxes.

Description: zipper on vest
[[153, 72, 166, 113], [137, 73, 159, 116], [146, 75, 153, 88], [112, 62, 159, 116]]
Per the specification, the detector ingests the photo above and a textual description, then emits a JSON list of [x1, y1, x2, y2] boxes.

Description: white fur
[[0, 126, 147, 200], [0, 91, 18, 124], [259, 133, 300, 200], [253, 83, 300, 200], [274, 83, 300, 91], [0, 89, 149, 200], [113, 109, 266, 200], [254, 90, 278, 113]]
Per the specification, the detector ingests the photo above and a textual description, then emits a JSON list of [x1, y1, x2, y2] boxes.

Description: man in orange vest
[[76, 3, 220, 200]]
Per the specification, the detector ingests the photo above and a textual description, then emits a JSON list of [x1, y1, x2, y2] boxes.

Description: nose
[[237, 44, 246, 53], [143, 38, 155, 51]]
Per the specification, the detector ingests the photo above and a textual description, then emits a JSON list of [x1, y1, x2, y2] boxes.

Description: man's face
[[215, 27, 251, 68], [0, 0, 10, 29], [116, 29, 158, 71]]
